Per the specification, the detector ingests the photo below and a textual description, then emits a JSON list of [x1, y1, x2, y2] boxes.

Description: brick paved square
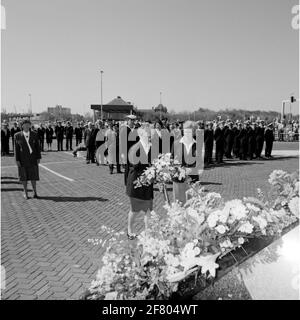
[[1, 143, 299, 300]]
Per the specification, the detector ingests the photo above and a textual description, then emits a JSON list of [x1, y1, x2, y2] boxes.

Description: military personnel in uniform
[[247, 122, 256, 160], [65, 121, 74, 151], [204, 121, 214, 165], [214, 121, 225, 164], [224, 121, 234, 159], [233, 121, 241, 158], [264, 123, 274, 158], [255, 120, 265, 159], [55, 121, 64, 151], [238, 121, 248, 160]]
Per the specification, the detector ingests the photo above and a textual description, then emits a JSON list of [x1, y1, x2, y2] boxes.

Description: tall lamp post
[[160, 92, 162, 121], [28, 93, 32, 115], [100, 70, 104, 121]]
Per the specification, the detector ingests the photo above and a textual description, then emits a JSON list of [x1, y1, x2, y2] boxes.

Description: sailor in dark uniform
[[233, 121, 241, 158], [247, 122, 256, 160], [65, 121, 74, 151], [255, 120, 265, 159], [204, 121, 214, 165], [214, 121, 225, 164], [238, 121, 249, 160], [224, 121, 234, 159], [55, 121, 64, 151], [264, 123, 274, 158]]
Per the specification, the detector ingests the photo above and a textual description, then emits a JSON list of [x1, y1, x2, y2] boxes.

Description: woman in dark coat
[[15, 119, 41, 199], [126, 127, 153, 240]]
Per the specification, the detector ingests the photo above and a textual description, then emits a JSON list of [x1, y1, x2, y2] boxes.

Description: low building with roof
[[91, 96, 136, 120]]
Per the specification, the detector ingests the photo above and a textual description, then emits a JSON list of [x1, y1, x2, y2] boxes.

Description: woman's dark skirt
[[18, 165, 39, 182], [126, 166, 154, 212]]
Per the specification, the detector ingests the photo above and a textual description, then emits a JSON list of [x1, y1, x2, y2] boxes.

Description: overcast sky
[[1, 0, 299, 115]]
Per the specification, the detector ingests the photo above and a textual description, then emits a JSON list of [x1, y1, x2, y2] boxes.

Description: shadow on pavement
[[1, 176, 19, 180], [1, 188, 27, 192], [38, 196, 108, 202], [1, 181, 20, 185], [200, 181, 222, 186]]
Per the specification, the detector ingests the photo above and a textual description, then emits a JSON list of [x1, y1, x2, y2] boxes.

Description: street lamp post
[[28, 93, 32, 115], [160, 92, 162, 121], [100, 70, 104, 121]]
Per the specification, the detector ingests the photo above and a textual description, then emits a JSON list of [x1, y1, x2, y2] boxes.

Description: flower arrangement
[[134, 153, 190, 189], [87, 170, 299, 300]]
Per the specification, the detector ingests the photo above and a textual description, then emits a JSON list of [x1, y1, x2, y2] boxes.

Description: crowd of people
[[1, 116, 299, 238], [1, 117, 298, 168]]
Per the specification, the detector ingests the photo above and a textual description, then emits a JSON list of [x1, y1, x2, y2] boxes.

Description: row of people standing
[[204, 119, 274, 165]]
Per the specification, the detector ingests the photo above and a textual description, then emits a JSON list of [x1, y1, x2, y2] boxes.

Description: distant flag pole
[[100, 70, 104, 122]]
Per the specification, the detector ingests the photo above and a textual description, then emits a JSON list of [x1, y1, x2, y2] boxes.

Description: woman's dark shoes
[[127, 232, 137, 240]]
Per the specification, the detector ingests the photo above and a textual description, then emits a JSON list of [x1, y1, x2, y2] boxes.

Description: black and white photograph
[[0, 0, 299, 306]]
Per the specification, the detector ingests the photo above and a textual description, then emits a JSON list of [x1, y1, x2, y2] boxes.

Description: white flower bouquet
[[87, 170, 299, 300]]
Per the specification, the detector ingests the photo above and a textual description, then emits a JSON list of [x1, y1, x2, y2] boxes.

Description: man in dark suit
[[1, 122, 11, 156], [55, 121, 64, 151], [74, 122, 83, 146], [10, 122, 21, 154], [65, 121, 74, 151], [264, 123, 274, 158], [15, 119, 41, 199], [37, 123, 46, 152], [84, 122, 96, 164], [255, 120, 265, 159]]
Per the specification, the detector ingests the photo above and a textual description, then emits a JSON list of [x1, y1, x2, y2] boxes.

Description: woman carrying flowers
[[126, 126, 153, 240]]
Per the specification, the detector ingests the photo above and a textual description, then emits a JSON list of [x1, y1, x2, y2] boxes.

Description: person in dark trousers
[[238, 122, 249, 160], [114, 124, 122, 173], [74, 123, 83, 146], [65, 121, 74, 151], [1, 122, 11, 156], [37, 124, 46, 152], [214, 121, 225, 164], [232, 122, 241, 158], [84, 122, 96, 164], [14, 119, 41, 199], [55, 121, 64, 151], [264, 123, 274, 158], [46, 123, 54, 151], [10, 122, 21, 154], [247, 122, 256, 160], [204, 121, 214, 165], [224, 122, 234, 159], [255, 120, 265, 159]]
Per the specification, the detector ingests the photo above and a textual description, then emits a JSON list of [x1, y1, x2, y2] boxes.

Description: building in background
[[91, 96, 136, 120], [48, 105, 71, 119]]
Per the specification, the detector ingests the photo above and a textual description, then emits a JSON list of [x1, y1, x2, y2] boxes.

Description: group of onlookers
[[1, 118, 299, 168]]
